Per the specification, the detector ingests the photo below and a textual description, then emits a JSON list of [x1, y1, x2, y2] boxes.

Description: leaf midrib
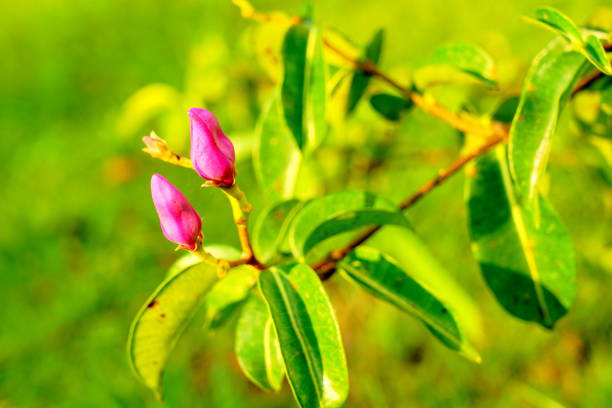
[[269, 270, 323, 403], [497, 149, 552, 326], [341, 261, 465, 352]]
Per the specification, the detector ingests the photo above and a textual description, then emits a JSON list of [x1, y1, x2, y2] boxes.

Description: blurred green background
[[1, 0, 610, 406]]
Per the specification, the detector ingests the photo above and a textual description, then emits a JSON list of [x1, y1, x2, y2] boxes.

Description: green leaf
[[369, 93, 413, 121], [254, 94, 302, 199], [415, 42, 497, 88], [492, 96, 520, 124], [281, 22, 327, 152], [466, 149, 576, 329], [339, 246, 480, 362], [584, 34, 612, 75], [508, 37, 588, 202], [203, 265, 259, 330], [128, 261, 219, 398], [346, 29, 385, 114], [235, 293, 285, 392], [165, 253, 202, 279], [288, 190, 410, 260], [259, 264, 348, 408], [251, 199, 303, 264], [532, 7, 583, 44], [367, 225, 484, 344], [527, 8, 612, 75]]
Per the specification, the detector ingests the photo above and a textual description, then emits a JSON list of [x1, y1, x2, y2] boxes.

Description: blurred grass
[[0, 0, 610, 407]]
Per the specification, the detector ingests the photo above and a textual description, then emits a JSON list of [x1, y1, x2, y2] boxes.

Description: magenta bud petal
[[151, 174, 202, 250], [188, 108, 236, 186]]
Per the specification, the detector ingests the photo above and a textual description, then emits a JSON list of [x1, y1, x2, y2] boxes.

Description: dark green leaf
[[203, 265, 259, 330], [288, 190, 410, 260], [128, 261, 219, 398], [369, 93, 413, 121], [508, 37, 588, 202], [339, 246, 480, 362], [281, 22, 327, 151], [251, 199, 303, 264], [235, 293, 285, 392], [259, 263, 348, 408], [466, 149, 576, 329], [254, 95, 302, 199], [346, 29, 385, 114], [492, 96, 520, 123], [415, 42, 497, 88]]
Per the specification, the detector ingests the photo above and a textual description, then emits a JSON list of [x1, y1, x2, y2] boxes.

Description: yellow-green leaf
[[235, 293, 285, 392], [127, 261, 219, 398]]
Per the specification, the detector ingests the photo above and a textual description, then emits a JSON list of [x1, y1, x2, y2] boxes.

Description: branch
[[312, 131, 507, 280]]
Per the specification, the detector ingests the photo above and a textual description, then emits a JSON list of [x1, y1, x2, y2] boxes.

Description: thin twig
[[312, 132, 507, 280]]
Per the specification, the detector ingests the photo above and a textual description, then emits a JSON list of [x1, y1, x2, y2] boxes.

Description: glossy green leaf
[[259, 263, 348, 408], [203, 265, 259, 330], [339, 246, 480, 362], [254, 94, 302, 199], [281, 22, 327, 151], [369, 93, 413, 121], [415, 42, 497, 88], [466, 149, 576, 329], [251, 199, 303, 264], [532, 7, 583, 44], [235, 293, 285, 392], [367, 225, 483, 344], [508, 37, 588, 202], [346, 29, 384, 114], [288, 190, 410, 260], [128, 261, 219, 398], [584, 34, 612, 75]]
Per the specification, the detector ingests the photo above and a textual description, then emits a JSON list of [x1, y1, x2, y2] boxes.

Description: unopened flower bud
[[188, 108, 235, 187], [150, 174, 202, 250], [142, 132, 170, 159]]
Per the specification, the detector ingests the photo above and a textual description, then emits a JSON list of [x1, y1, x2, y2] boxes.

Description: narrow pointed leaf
[[532, 7, 583, 44], [466, 149, 576, 329], [527, 8, 612, 75], [203, 265, 259, 330], [254, 95, 301, 199], [369, 93, 413, 121], [259, 264, 348, 408], [415, 42, 497, 88], [281, 22, 327, 151], [508, 37, 588, 202], [584, 34, 612, 75], [235, 293, 285, 392], [128, 261, 219, 398], [346, 29, 385, 114], [339, 246, 480, 362], [288, 191, 410, 260], [251, 199, 303, 264]]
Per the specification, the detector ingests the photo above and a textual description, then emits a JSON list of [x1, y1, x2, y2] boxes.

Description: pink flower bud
[[150, 174, 202, 250], [188, 108, 235, 186]]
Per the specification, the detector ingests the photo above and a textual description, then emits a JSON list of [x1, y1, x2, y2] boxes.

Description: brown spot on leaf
[[147, 299, 160, 309], [160, 313, 166, 318]]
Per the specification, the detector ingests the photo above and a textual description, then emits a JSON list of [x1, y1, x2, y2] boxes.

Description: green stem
[[221, 185, 255, 262], [191, 245, 230, 278]]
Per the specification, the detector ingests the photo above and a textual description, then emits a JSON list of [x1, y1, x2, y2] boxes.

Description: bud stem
[[191, 245, 230, 278], [221, 185, 255, 263]]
